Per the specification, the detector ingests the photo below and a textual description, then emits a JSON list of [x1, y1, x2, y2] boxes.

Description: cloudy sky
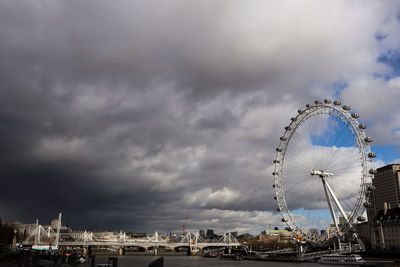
[[1, 0, 400, 235]]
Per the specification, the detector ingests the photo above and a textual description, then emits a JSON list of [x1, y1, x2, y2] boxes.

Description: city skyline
[[0, 1, 400, 234]]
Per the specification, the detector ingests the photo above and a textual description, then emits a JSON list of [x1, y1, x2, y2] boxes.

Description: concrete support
[[154, 247, 158, 256], [83, 246, 88, 256], [12, 230, 17, 251], [370, 229, 376, 249], [118, 247, 125, 256], [379, 224, 385, 249]]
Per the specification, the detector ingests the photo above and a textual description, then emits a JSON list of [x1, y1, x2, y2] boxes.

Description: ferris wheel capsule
[[285, 126, 291, 131], [359, 124, 367, 129], [363, 202, 372, 208], [333, 100, 341, 105], [364, 137, 373, 143], [343, 105, 351, 110], [314, 100, 322, 105], [369, 169, 377, 174], [351, 113, 359, 118], [324, 99, 331, 104], [306, 104, 312, 108], [368, 152, 376, 158], [367, 185, 375, 191], [357, 216, 366, 222], [298, 109, 303, 114]]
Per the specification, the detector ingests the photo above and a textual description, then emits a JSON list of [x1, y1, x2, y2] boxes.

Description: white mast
[[55, 213, 62, 249]]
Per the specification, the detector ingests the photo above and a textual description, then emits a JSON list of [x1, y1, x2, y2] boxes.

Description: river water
[[94, 255, 400, 267]]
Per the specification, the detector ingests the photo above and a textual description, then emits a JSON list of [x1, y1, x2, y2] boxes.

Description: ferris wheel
[[272, 99, 375, 243]]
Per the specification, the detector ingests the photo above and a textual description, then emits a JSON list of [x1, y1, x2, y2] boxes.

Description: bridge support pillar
[[83, 246, 88, 256], [154, 247, 158, 256], [119, 247, 125, 256]]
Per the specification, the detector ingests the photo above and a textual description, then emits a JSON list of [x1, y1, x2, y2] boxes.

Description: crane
[[182, 213, 189, 234]]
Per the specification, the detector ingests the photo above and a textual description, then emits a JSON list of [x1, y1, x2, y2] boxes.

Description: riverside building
[[367, 164, 400, 250], [373, 164, 400, 213]]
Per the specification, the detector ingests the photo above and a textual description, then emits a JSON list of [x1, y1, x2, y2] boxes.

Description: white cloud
[[342, 77, 400, 146], [184, 187, 242, 209]]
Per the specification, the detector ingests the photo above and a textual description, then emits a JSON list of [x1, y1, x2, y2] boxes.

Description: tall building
[[373, 164, 400, 212], [367, 164, 400, 249], [206, 229, 215, 237]]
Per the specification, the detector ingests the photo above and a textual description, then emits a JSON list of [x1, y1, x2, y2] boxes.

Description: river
[[93, 255, 400, 267]]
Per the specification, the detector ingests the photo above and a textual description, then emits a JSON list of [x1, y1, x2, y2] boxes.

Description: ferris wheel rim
[[272, 100, 375, 243]]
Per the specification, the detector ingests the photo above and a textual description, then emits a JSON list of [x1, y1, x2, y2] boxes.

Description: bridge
[[53, 231, 241, 250], [23, 214, 241, 254]]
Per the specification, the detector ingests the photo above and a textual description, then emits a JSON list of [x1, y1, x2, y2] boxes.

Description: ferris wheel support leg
[[324, 179, 350, 225], [324, 178, 366, 252], [321, 178, 342, 252], [321, 178, 339, 232]]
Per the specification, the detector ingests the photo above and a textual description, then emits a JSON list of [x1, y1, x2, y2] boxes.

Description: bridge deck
[[25, 241, 242, 249]]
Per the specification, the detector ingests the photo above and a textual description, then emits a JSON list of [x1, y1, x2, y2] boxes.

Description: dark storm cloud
[[0, 0, 399, 234]]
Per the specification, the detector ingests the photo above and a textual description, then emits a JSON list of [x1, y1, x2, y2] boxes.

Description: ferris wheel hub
[[310, 169, 334, 178]]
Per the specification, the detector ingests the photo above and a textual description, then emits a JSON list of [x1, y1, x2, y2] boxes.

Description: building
[[258, 230, 295, 244], [206, 229, 215, 236], [367, 164, 400, 250], [7, 219, 70, 240], [202, 229, 222, 243], [199, 229, 205, 237], [6, 222, 37, 239], [338, 213, 353, 225], [371, 207, 400, 249], [373, 164, 400, 213]]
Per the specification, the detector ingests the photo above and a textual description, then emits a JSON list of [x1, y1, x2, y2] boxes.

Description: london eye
[[273, 99, 375, 243]]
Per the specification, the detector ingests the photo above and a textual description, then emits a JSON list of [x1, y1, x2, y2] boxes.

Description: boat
[[319, 254, 365, 265], [32, 245, 58, 251]]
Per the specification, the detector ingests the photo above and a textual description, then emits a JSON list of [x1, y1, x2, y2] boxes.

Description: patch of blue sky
[[291, 208, 335, 229], [325, 80, 348, 100], [292, 208, 332, 217], [392, 127, 400, 133], [375, 32, 388, 41], [372, 145, 400, 165], [377, 49, 400, 79], [310, 116, 355, 148]]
